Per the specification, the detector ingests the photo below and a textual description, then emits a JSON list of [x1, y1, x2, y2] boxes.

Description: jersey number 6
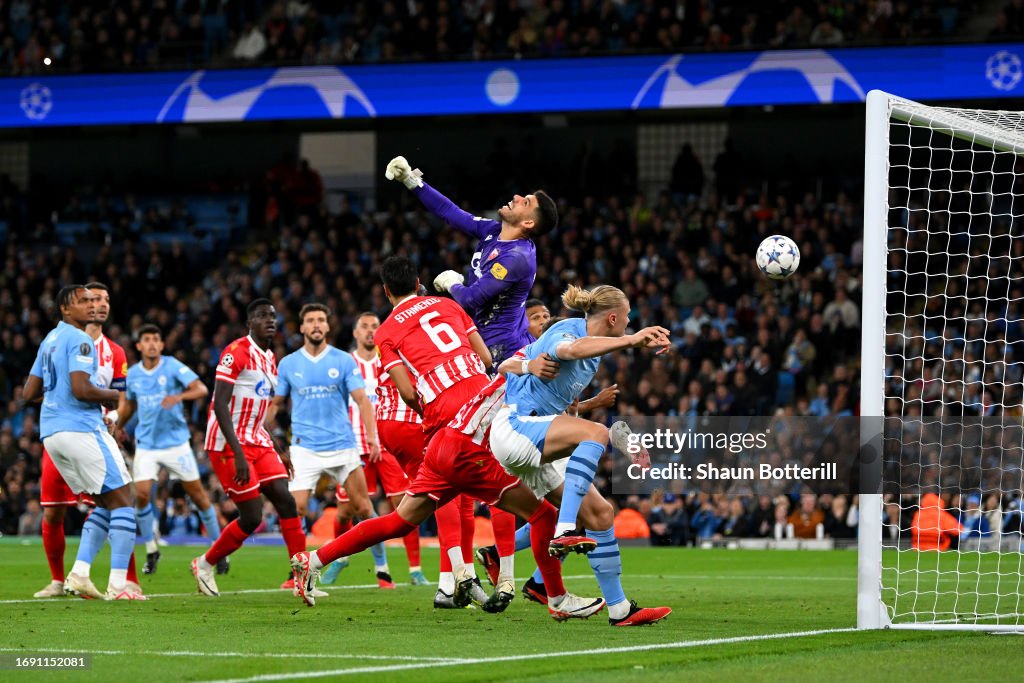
[[420, 312, 461, 353]]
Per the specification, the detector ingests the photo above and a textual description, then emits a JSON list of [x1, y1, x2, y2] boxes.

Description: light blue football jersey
[[31, 321, 104, 438], [277, 346, 364, 452], [126, 356, 200, 450], [504, 317, 599, 417]]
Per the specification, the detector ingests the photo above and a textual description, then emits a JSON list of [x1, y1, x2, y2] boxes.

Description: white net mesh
[[881, 99, 1024, 627]]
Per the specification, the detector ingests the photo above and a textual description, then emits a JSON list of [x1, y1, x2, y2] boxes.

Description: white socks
[[71, 561, 90, 577], [555, 522, 575, 536], [608, 599, 630, 620]]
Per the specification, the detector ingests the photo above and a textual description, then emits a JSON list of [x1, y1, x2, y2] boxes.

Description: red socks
[[317, 511, 416, 566], [529, 501, 565, 597], [280, 516, 306, 560], [402, 525, 421, 568], [490, 507, 517, 557], [435, 497, 461, 572], [459, 495, 475, 564], [205, 520, 250, 564], [42, 519, 65, 583], [334, 516, 352, 537]]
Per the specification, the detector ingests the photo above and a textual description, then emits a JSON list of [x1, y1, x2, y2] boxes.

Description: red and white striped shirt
[[450, 374, 507, 445], [376, 371, 422, 424], [348, 351, 380, 453], [94, 333, 127, 392], [376, 296, 487, 405], [205, 336, 277, 451]]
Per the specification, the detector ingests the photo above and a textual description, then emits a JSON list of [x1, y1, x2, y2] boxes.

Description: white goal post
[[859, 90, 1024, 631]]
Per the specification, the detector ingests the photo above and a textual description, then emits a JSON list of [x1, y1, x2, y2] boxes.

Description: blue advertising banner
[[7, 44, 1024, 128]]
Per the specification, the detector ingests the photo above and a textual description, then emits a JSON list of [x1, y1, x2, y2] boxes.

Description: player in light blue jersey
[[23, 285, 141, 601], [114, 324, 219, 576], [489, 284, 672, 626], [267, 303, 390, 592]]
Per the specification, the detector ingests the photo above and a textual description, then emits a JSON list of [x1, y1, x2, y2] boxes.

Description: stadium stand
[[0, 0, 982, 75]]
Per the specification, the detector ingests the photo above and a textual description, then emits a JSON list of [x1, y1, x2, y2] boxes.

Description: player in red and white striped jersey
[[37, 282, 143, 600], [190, 299, 306, 599], [335, 312, 424, 586], [372, 264, 497, 606], [292, 257, 603, 621]]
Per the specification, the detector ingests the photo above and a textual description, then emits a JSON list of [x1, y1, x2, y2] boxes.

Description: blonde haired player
[[488, 284, 672, 625]]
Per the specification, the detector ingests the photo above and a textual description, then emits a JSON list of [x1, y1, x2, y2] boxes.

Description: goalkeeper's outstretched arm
[[385, 155, 490, 240]]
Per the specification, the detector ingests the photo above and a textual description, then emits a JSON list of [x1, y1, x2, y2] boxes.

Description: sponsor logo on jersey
[[254, 379, 273, 398], [491, 262, 508, 280]]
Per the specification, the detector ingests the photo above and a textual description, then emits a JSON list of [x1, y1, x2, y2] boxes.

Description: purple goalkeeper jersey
[[414, 183, 536, 365]]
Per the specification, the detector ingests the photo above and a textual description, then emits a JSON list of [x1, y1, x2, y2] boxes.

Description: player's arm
[[574, 385, 620, 414], [162, 378, 208, 409], [386, 364, 423, 418], [23, 374, 43, 403], [212, 378, 250, 485], [350, 388, 381, 463], [496, 348, 560, 379], [384, 156, 491, 239], [440, 252, 527, 307], [555, 326, 672, 361], [115, 398, 137, 431], [467, 330, 493, 372], [69, 371, 120, 409], [265, 395, 287, 431]]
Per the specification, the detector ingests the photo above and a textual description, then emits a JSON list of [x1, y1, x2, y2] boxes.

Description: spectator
[[691, 495, 721, 540], [233, 22, 267, 61], [614, 499, 651, 539], [18, 498, 42, 536], [670, 143, 704, 200], [824, 495, 856, 539], [912, 493, 963, 550], [673, 268, 710, 308], [788, 493, 825, 539], [959, 494, 992, 539], [648, 493, 690, 546]]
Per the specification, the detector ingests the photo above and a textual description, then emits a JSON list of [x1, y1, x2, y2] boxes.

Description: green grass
[[1, 540, 1019, 682]]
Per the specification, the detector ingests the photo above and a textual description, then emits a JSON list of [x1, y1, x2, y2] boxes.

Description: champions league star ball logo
[[632, 50, 865, 109], [157, 67, 376, 123], [20, 83, 53, 121], [986, 50, 1023, 91]]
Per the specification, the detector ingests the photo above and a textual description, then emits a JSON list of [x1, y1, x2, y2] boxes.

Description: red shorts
[[337, 449, 408, 501], [209, 446, 288, 503], [379, 420, 426, 478], [422, 375, 490, 442], [41, 448, 94, 507], [407, 427, 521, 507]]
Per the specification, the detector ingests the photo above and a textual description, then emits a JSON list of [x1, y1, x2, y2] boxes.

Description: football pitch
[[1, 540, 1018, 682]]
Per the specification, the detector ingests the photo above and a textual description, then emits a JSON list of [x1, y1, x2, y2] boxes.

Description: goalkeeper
[[384, 156, 558, 366]]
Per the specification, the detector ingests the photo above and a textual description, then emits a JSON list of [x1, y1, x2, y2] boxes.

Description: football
[[755, 234, 801, 279]]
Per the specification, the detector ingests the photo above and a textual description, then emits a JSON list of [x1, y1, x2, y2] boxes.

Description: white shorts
[[43, 430, 132, 496], [133, 442, 200, 482], [288, 445, 361, 492], [490, 406, 564, 498]]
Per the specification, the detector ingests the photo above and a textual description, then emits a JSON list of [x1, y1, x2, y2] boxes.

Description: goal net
[[859, 90, 1024, 631]]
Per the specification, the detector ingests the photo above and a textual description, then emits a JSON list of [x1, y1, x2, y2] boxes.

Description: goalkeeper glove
[[433, 270, 465, 293], [384, 155, 424, 190]]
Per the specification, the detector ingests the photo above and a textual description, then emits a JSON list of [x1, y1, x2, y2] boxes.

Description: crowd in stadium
[[0, 0, 981, 75]]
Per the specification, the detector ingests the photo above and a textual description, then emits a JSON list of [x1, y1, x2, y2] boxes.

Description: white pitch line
[[207, 628, 860, 683], [2, 573, 854, 605], [0, 647, 461, 663]]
